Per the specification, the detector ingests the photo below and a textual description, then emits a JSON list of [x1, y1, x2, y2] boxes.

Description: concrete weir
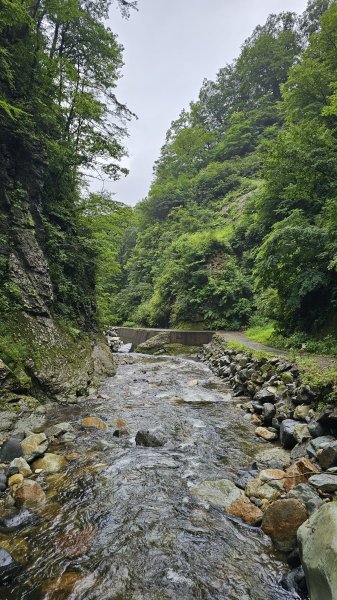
[[115, 327, 215, 348]]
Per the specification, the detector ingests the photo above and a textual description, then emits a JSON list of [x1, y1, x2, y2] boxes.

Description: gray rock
[[45, 422, 74, 438], [286, 483, 323, 515], [9, 458, 32, 477], [21, 433, 48, 463], [262, 403, 276, 425], [0, 547, 21, 583], [290, 442, 310, 461], [280, 420, 298, 450], [307, 421, 325, 439], [281, 566, 307, 596], [190, 479, 241, 508], [308, 474, 337, 493], [318, 441, 337, 471], [307, 435, 335, 459], [254, 387, 278, 404], [255, 447, 291, 470], [0, 412, 17, 433], [13, 413, 46, 434], [0, 438, 23, 463], [298, 503, 337, 600], [317, 407, 337, 427], [0, 508, 39, 532], [135, 430, 166, 448]]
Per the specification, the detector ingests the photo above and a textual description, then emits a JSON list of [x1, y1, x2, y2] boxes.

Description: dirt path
[[219, 331, 337, 371]]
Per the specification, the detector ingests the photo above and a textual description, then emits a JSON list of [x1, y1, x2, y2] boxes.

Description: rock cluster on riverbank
[[203, 334, 337, 599]]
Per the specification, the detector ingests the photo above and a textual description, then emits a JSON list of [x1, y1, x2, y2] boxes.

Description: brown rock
[[255, 427, 278, 442], [21, 433, 48, 462], [55, 527, 95, 558], [251, 414, 262, 426], [32, 453, 67, 474], [283, 458, 319, 493], [8, 474, 24, 488], [42, 572, 95, 599], [246, 469, 286, 503], [13, 479, 46, 508], [262, 498, 308, 551], [81, 416, 107, 430], [226, 494, 263, 525]]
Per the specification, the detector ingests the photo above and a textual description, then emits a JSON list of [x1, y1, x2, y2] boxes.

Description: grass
[[245, 323, 275, 345]]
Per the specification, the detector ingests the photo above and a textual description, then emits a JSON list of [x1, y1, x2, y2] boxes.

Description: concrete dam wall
[[115, 327, 215, 348]]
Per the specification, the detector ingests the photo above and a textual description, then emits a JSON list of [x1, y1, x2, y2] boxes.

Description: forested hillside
[[109, 0, 337, 344], [0, 0, 135, 392]]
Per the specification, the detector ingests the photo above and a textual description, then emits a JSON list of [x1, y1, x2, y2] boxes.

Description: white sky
[[96, 0, 308, 206]]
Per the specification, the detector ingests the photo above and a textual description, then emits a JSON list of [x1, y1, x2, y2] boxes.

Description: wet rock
[[190, 479, 241, 508], [225, 494, 263, 525], [287, 547, 301, 568], [0, 438, 23, 463], [255, 427, 278, 442], [308, 473, 337, 493], [21, 433, 48, 463], [254, 387, 278, 404], [42, 572, 95, 599], [0, 547, 21, 583], [55, 526, 95, 558], [235, 469, 257, 490], [0, 508, 39, 532], [281, 566, 307, 596], [262, 498, 307, 552], [283, 458, 319, 492], [298, 503, 337, 600], [0, 471, 7, 493], [81, 416, 107, 430], [135, 430, 166, 447], [135, 332, 171, 354], [318, 441, 337, 470], [32, 453, 67, 474], [280, 420, 298, 450], [255, 447, 291, 470], [286, 483, 323, 515], [262, 403, 276, 426], [9, 458, 32, 478], [307, 420, 325, 439], [13, 479, 46, 508]]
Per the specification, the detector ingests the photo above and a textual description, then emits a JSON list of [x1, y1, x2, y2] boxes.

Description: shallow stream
[[3, 353, 299, 599]]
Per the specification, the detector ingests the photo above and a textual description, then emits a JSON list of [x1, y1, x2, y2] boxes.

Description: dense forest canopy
[[2, 0, 337, 348], [0, 0, 136, 328], [102, 0, 337, 341]]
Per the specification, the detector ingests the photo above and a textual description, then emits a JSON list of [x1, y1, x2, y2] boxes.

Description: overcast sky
[[96, 0, 308, 206]]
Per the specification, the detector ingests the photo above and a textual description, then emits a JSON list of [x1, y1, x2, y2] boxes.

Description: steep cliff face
[[0, 132, 114, 402]]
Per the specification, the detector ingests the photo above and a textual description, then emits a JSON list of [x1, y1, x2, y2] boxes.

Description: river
[[3, 353, 299, 599]]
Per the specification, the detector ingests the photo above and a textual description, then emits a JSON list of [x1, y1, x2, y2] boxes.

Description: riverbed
[[3, 353, 299, 599]]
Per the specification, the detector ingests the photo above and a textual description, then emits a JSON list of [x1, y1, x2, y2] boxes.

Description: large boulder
[[298, 503, 337, 600], [283, 458, 319, 492], [135, 332, 171, 355], [262, 498, 307, 552]]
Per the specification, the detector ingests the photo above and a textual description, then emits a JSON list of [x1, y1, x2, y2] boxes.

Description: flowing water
[[2, 353, 299, 599]]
